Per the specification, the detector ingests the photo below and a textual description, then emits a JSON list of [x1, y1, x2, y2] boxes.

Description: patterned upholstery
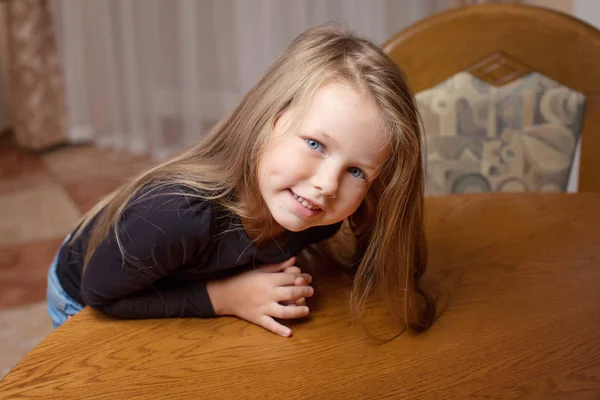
[[416, 71, 586, 195]]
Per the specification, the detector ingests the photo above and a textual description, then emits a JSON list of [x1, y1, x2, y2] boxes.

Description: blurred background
[[0, 0, 590, 378]]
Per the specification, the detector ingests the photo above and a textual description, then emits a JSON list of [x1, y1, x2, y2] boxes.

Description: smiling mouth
[[291, 191, 322, 211]]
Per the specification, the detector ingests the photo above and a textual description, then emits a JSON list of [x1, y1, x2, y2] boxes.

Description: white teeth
[[292, 192, 320, 211]]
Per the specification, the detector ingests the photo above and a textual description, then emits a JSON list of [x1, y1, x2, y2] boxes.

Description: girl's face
[[257, 81, 390, 233]]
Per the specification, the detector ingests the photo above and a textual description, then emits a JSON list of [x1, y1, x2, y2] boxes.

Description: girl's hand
[[206, 257, 314, 337], [280, 265, 312, 306]]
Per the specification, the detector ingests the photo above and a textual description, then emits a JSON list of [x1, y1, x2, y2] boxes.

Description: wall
[[525, 0, 572, 13], [567, 0, 600, 192], [573, 0, 600, 29]]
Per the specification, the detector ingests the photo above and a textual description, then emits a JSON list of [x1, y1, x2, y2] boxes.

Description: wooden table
[[1, 193, 599, 399]]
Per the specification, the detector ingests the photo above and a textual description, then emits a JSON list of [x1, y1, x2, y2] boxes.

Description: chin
[[276, 219, 309, 232], [271, 213, 311, 232]]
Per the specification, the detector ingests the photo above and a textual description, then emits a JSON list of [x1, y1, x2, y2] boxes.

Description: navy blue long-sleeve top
[[56, 185, 341, 319]]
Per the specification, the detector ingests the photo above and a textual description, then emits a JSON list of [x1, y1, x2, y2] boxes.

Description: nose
[[311, 163, 341, 197]]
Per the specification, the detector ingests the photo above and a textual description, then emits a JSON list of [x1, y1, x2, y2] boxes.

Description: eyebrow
[[319, 131, 338, 146], [315, 130, 380, 173]]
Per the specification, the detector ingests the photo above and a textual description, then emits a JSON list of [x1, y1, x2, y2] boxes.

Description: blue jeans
[[46, 235, 84, 329]]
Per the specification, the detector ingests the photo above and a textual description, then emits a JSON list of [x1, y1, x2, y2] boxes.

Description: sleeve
[[81, 189, 216, 319]]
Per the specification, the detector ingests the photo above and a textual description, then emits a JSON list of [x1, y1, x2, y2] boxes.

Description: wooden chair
[[382, 4, 600, 194]]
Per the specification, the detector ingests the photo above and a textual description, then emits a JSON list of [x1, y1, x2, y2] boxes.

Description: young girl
[[47, 24, 435, 338]]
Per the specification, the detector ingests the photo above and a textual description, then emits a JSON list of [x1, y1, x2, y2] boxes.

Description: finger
[[294, 273, 312, 286], [271, 271, 304, 286], [257, 257, 296, 273], [268, 303, 310, 319], [258, 315, 292, 337], [284, 266, 301, 274], [274, 285, 314, 302], [281, 298, 305, 306]]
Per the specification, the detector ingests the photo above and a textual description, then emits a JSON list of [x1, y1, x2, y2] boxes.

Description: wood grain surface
[[1, 193, 599, 399]]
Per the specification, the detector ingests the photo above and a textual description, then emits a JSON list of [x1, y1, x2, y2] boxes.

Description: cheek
[[259, 143, 284, 174], [336, 184, 369, 214], [264, 142, 308, 177]]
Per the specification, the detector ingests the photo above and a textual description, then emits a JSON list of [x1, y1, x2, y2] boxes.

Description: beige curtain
[[0, 2, 10, 133], [51, 0, 457, 161], [6, 0, 67, 150]]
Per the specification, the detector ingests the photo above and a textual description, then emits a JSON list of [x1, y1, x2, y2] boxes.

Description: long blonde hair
[[74, 24, 435, 334]]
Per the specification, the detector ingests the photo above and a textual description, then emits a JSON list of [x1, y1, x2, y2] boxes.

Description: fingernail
[[283, 328, 291, 337]]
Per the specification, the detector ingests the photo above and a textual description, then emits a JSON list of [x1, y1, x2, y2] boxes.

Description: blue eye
[[305, 138, 324, 152], [348, 167, 364, 179]]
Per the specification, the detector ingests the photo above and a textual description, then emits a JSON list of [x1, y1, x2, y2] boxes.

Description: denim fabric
[[46, 235, 84, 329]]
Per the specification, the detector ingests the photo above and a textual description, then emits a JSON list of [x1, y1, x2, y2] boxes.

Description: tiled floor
[[0, 133, 154, 378]]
